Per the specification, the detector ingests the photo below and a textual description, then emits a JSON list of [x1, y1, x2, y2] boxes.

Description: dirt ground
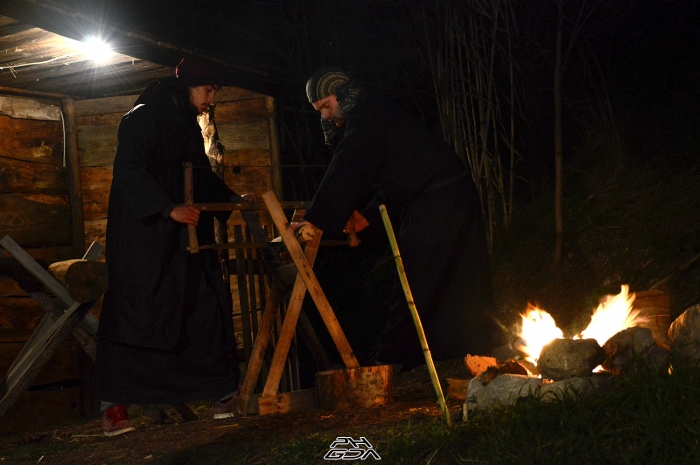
[[0, 359, 469, 464]]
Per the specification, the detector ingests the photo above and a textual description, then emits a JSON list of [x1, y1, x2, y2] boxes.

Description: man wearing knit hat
[[95, 56, 252, 436], [294, 67, 502, 373]]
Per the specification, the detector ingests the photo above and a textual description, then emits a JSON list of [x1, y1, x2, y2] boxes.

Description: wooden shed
[[0, 4, 286, 433]]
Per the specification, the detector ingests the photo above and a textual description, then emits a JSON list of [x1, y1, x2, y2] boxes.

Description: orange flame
[[516, 306, 563, 364], [576, 285, 640, 346], [516, 285, 640, 365]]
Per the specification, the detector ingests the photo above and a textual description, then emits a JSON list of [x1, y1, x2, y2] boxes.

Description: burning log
[[537, 339, 606, 381], [602, 327, 669, 375], [668, 304, 700, 364]]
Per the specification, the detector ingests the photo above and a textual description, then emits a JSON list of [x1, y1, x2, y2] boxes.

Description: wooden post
[[61, 98, 86, 258], [237, 286, 280, 414], [262, 191, 359, 369]]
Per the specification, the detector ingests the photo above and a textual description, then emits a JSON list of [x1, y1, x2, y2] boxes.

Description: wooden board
[[0, 115, 63, 165], [217, 120, 270, 152], [80, 166, 112, 221], [258, 389, 317, 415], [215, 87, 266, 103], [73, 95, 137, 117], [0, 297, 45, 342], [223, 149, 271, 167], [0, 276, 25, 298], [0, 157, 68, 194], [0, 194, 72, 247], [83, 219, 107, 253], [224, 166, 271, 196], [77, 125, 119, 167], [0, 95, 62, 121], [215, 98, 271, 123]]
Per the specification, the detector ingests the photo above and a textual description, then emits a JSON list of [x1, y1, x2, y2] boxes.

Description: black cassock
[[304, 93, 501, 368], [94, 83, 239, 404]]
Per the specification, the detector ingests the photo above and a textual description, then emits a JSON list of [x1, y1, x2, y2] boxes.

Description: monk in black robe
[[295, 67, 502, 371], [95, 57, 252, 436]]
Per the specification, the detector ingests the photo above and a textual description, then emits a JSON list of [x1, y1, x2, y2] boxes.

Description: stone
[[537, 338, 606, 381], [602, 326, 669, 375], [466, 374, 542, 411], [668, 304, 700, 365]]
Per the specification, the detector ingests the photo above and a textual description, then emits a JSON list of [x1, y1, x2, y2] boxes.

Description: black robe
[[304, 93, 501, 368], [95, 82, 239, 404]]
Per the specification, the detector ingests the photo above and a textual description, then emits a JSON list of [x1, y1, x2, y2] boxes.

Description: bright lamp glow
[[81, 36, 112, 63]]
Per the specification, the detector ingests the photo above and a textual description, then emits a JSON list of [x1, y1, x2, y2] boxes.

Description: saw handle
[[183, 162, 199, 253]]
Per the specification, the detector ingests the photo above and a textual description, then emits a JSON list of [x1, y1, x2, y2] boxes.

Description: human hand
[[170, 205, 200, 225], [241, 193, 257, 202], [343, 210, 369, 234]]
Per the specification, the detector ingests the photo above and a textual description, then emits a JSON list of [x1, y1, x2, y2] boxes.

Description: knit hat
[[175, 56, 222, 87], [305, 67, 350, 103]]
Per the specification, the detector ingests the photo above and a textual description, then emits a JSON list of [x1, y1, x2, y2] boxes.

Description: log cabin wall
[[0, 93, 82, 433]]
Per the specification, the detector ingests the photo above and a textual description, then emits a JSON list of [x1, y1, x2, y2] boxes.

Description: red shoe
[[102, 404, 136, 437], [213, 393, 239, 419]]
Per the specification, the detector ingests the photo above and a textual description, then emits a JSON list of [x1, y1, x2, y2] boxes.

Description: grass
[[217, 361, 700, 465]]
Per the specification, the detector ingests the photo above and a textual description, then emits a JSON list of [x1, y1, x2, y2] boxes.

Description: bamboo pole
[[378, 205, 451, 426]]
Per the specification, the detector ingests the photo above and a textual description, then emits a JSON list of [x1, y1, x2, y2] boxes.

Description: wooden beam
[[61, 99, 86, 258], [262, 191, 359, 369], [261, 228, 323, 398], [0, 1, 278, 96]]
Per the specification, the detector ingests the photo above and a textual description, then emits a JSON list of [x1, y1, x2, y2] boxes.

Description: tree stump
[[47, 259, 108, 303], [316, 365, 393, 411]]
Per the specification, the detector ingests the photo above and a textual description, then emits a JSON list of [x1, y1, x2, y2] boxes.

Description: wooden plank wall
[[0, 94, 81, 433]]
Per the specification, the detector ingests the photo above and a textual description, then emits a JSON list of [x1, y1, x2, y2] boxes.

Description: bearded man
[[294, 67, 502, 373]]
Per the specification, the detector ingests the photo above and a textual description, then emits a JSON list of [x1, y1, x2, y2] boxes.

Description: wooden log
[[316, 366, 394, 411], [224, 165, 271, 196], [0, 157, 68, 194], [258, 389, 317, 415], [74, 95, 137, 117], [0, 115, 62, 165], [214, 98, 271, 123], [217, 120, 269, 152], [47, 259, 108, 303], [80, 166, 112, 221], [215, 87, 265, 103], [0, 95, 62, 121], [0, 194, 72, 247]]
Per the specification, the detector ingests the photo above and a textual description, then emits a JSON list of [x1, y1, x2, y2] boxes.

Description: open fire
[[516, 285, 642, 365]]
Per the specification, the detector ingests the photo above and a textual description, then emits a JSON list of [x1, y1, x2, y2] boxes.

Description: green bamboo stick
[[378, 205, 452, 426]]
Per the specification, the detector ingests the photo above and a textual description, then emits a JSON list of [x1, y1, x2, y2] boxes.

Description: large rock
[[668, 304, 700, 364], [537, 338, 606, 381], [466, 374, 542, 411], [602, 326, 669, 374]]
